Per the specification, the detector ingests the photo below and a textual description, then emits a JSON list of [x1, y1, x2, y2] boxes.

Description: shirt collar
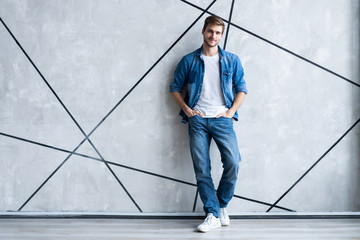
[[197, 45, 224, 60]]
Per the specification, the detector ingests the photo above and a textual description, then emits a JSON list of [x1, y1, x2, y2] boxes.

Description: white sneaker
[[220, 208, 230, 226], [196, 213, 221, 232]]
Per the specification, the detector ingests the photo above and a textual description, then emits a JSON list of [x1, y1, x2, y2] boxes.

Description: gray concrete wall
[[0, 0, 359, 213]]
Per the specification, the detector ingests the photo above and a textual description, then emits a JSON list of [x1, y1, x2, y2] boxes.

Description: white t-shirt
[[193, 53, 228, 117]]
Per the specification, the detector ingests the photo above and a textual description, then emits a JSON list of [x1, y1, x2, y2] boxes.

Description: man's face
[[202, 24, 223, 48]]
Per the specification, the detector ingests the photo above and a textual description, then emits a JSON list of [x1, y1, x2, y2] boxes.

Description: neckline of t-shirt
[[203, 53, 219, 59]]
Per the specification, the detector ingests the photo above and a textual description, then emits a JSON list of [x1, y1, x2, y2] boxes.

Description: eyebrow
[[207, 29, 222, 34]]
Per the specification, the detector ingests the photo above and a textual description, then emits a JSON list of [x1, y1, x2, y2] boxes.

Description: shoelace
[[204, 214, 215, 224]]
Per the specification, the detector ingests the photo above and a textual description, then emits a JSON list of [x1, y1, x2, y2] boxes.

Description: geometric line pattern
[[180, 0, 360, 211], [1, 0, 359, 213], [0, 17, 142, 212], [0, 131, 294, 212], [180, 0, 360, 88]]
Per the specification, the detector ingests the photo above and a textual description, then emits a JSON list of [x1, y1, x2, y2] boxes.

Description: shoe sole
[[196, 224, 222, 233], [220, 219, 230, 226]]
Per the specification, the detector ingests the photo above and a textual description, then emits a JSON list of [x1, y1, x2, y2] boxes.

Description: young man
[[170, 16, 247, 232]]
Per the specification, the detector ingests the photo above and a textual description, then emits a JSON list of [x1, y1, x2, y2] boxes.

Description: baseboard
[[1, 211, 360, 219]]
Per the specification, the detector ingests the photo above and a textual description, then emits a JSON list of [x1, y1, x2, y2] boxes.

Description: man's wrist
[[184, 107, 193, 117], [228, 108, 236, 116]]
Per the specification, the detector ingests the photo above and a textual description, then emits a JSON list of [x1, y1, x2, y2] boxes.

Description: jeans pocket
[[188, 115, 202, 135], [215, 117, 233, 129], [189, 114, 200, 120]]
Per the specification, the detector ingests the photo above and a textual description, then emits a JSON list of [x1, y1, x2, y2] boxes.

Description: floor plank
[[0, 218, 359, 239]]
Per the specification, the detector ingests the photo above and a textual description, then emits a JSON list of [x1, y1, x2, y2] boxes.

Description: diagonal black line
[[0, 132, 74, 155], [228, 22, 360, 88], [223, 0, 235, 50], [0, 18, 142, 212], [180, 0, 360, 88], [0, 131, 295, 211], [104, 161, 197, 187], [0, 131, 194, 186], [266, 118, 360, 212], [233, 194, 295, 212]]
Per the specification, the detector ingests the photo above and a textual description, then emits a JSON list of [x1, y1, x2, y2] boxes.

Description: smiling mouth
[[205, 38, 217, 46]]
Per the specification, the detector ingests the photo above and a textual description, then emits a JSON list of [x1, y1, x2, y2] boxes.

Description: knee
[[195, 168, 212, 182], [223, 159, 239, 176]]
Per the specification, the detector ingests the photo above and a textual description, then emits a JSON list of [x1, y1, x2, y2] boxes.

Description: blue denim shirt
[[170, 46, 248, 123]]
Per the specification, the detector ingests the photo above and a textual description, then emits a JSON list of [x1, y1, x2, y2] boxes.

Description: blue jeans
[[188, 115, 241, 218]]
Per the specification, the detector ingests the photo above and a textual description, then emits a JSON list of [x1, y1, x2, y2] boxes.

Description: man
[[170, 15, 247, 232]]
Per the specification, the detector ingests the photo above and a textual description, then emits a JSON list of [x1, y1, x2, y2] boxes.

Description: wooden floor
[[0, 218, 360, 240]]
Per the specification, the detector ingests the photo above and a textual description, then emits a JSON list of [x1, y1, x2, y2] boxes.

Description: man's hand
[[171, 92, 204, 118], [186, 109, 203, 118], [216, 92, 246, 119], [216, 110, 234, 119]]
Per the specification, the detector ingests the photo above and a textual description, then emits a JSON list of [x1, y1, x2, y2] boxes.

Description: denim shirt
[[170, 46, 248, 123]]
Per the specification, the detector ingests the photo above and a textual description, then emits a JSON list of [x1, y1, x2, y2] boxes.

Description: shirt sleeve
[[170, 57, 188, 93], [233, 56, 248, 94]]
